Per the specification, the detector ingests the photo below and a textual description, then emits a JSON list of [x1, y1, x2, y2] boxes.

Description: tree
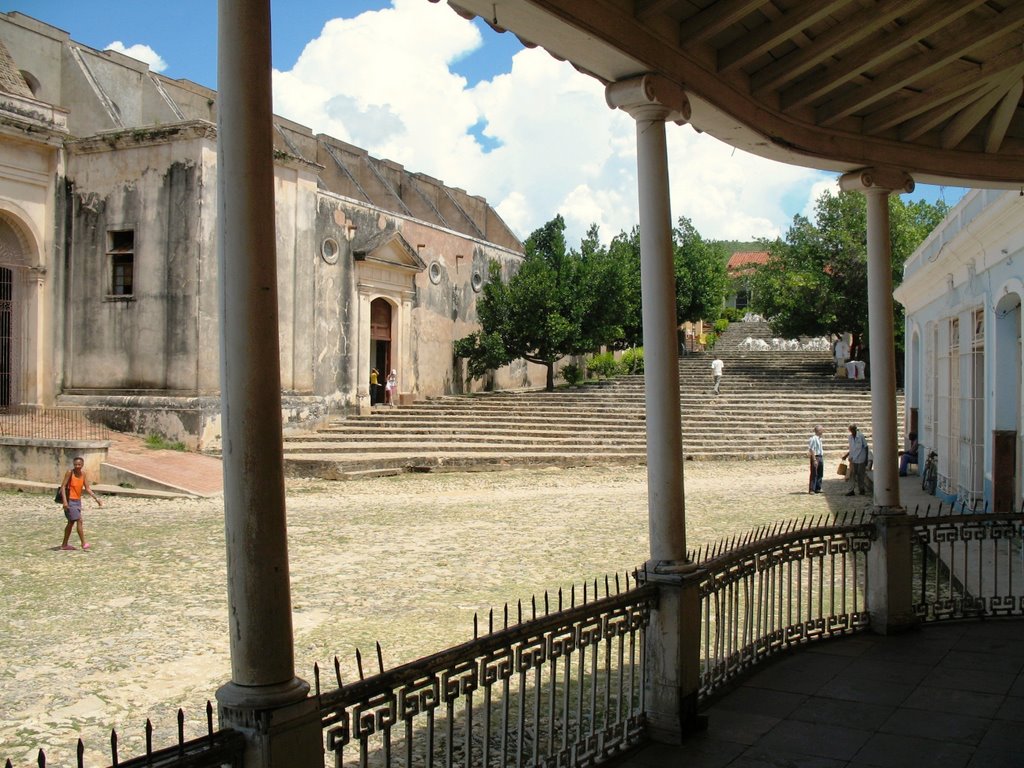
[[673, 216, 729, 324], [455, 216, 626, 391], [749, 190, 947, 354]]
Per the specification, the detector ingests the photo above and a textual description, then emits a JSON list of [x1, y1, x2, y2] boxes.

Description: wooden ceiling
[[442, 0, 1024, 186]]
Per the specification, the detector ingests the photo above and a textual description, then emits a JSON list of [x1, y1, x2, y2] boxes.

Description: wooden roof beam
[[780, 0, 988, 111], [751, 0, 928, 94], [863, 45, 1024, 135], [815, 4, 1024, 127], [985, 78, 1024, 154], [634, 0, 680, 23], [718, 0, 854, 73], [677, 0, 767, 45], [941, 67, 1024, 149]]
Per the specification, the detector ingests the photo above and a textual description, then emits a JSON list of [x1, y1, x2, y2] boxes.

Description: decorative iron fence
[[3, 703, 244, 768], [693, 512, 875, 699], [912, 501, 1024, 622], [316, 576, 656, 768], [0, 405, 108, 440]]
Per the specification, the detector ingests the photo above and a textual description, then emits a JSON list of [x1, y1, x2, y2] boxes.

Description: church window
[[108, 230, 134, 296]]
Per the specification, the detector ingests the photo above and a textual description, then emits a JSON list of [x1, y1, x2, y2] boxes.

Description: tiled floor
[[615, 620, 1024, 767]]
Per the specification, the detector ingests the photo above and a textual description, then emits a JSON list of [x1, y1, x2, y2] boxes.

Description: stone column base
[[217, 679, 323, 768]]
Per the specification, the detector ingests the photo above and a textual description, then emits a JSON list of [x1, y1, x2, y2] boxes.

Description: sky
[[9, 0, 965, 248]]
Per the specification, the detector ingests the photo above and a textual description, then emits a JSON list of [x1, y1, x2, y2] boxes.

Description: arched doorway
[[370, 298, 392, 403]]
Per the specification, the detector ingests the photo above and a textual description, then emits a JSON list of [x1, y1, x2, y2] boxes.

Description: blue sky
[[8, 1, 964, 246]]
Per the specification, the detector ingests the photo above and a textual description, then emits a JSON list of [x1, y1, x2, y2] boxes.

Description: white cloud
[[270, 0, 831, 248], [801, 178, 842, 224], [105, 41, 167, 73]]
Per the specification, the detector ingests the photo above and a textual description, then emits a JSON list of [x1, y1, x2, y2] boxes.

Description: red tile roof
[[727, 251, 769, 274]]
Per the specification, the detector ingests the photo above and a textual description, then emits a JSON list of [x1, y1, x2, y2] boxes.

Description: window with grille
[[108, 230, 134, 296]]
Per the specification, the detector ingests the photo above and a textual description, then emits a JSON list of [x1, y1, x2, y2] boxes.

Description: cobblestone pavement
[[0, 459, 878, 766]]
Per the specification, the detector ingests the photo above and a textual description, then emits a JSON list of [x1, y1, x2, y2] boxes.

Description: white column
[[606, 75, 690, 568], [840, 168, 917, 635], [839, 169, 914, 512], [216, 1, 321, 764], [607, 75, 700, 743]]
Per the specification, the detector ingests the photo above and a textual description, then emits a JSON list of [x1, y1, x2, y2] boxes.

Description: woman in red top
[[60, 456, 103, 551]]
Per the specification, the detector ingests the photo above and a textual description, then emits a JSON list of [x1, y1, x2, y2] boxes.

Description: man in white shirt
[[807, 425, 824, 493], [711, 357, 724, 395], [842, 424, 870, 496]]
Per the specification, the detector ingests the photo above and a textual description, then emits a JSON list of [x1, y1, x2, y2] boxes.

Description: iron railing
[[316, 577, 656, 768], [693, 512, 875, 699], [4, 703, 244, 768], [912, 501, 1024, 622], [0, 405, 108, 440]]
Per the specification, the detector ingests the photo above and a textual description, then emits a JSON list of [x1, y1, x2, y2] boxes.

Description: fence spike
[[77, 740, 84, 768], [7, 758, 13, 768], [517, 600, 523, 624], [474, 613, 479, 640], [314, 662, 321, 697], [603, 575, 609, 597], [489, 607, 494, 634], [376, 641, 385, 675], [110, 728, 118, 767], [504, 603, 509, 629], [531, 594, 536, 620], [146, 718, 153, 756], [558, 587, 563, 611], [623, 571, 629, 591], [544, 591, 549, 616], [334, 656, 343, 689], [178, 708, 185, 750], [571, 583, 576, 608], [37, 750, 45, 768], [207, 701, 214, 738], [356, 647, 365, 681], [615, 573, 621, 594], [583, 581, 588, 604]]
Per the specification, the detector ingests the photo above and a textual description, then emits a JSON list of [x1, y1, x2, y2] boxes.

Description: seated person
[[899, 432, 919, 476]]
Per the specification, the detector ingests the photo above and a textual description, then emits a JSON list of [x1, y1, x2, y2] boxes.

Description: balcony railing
[[316, 577, 656, 768], [0, 405, 108, 441], [692, 512, 875, 699]]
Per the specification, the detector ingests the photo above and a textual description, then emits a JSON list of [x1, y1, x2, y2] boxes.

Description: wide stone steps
[[282, 320, 891, 478]]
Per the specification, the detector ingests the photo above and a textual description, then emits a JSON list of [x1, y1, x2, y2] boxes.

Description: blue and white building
[[895, 190, 1023, 512]]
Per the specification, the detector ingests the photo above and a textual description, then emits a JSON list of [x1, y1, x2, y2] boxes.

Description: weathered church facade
[[0, 11, 530, 449]]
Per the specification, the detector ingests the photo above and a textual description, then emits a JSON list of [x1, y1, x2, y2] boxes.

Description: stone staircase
[[283, 320, 896, 478]]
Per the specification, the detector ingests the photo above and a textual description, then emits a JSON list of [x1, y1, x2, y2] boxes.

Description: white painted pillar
[[840, 168, 917, 635], [606, 75, 690, 568], [607, 75, 701, 743], [216, 1, 322, 763]]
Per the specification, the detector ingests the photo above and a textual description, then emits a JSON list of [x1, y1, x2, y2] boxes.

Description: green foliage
[[713, 317, 729, 334], [704, 331, 717, 349], [674, 217, 729, 325], [454, 216, 627, 391], [559, 363, 584, 386], [620, 347, 644, 374], [749, 190, 948, 352], [587, 351, 620, 378], [721, 306, 743, 323], [144, 433, 187, 451]]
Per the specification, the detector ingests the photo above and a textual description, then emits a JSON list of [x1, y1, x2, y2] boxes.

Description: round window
[[428, 261, 443, 285], [471, 270, 484, 292], [321, 237, 339, 264]]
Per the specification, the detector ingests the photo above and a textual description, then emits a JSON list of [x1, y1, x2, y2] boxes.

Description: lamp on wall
[[345, 223, 357, 243]]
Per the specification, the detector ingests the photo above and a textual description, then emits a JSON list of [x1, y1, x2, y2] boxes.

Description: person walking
[[59, 456, 103, 551], [842, 424, 869, 496], [711, 356, 724, 395], [807, 424, 824, 493]]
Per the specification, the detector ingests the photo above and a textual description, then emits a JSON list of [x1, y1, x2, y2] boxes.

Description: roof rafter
[[815, 4, 1024, 127], [985, 78, 1024, 154], [718, 0, 854, 73], [941, 66, 1024, 149], [780, 0, 988, 111], [750, 0, 928, 94], [863, 45, 1024, 135], [678, 0, 768, 45]]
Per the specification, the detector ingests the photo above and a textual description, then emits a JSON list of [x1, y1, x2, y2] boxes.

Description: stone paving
[[0, 459, 915, 766]]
